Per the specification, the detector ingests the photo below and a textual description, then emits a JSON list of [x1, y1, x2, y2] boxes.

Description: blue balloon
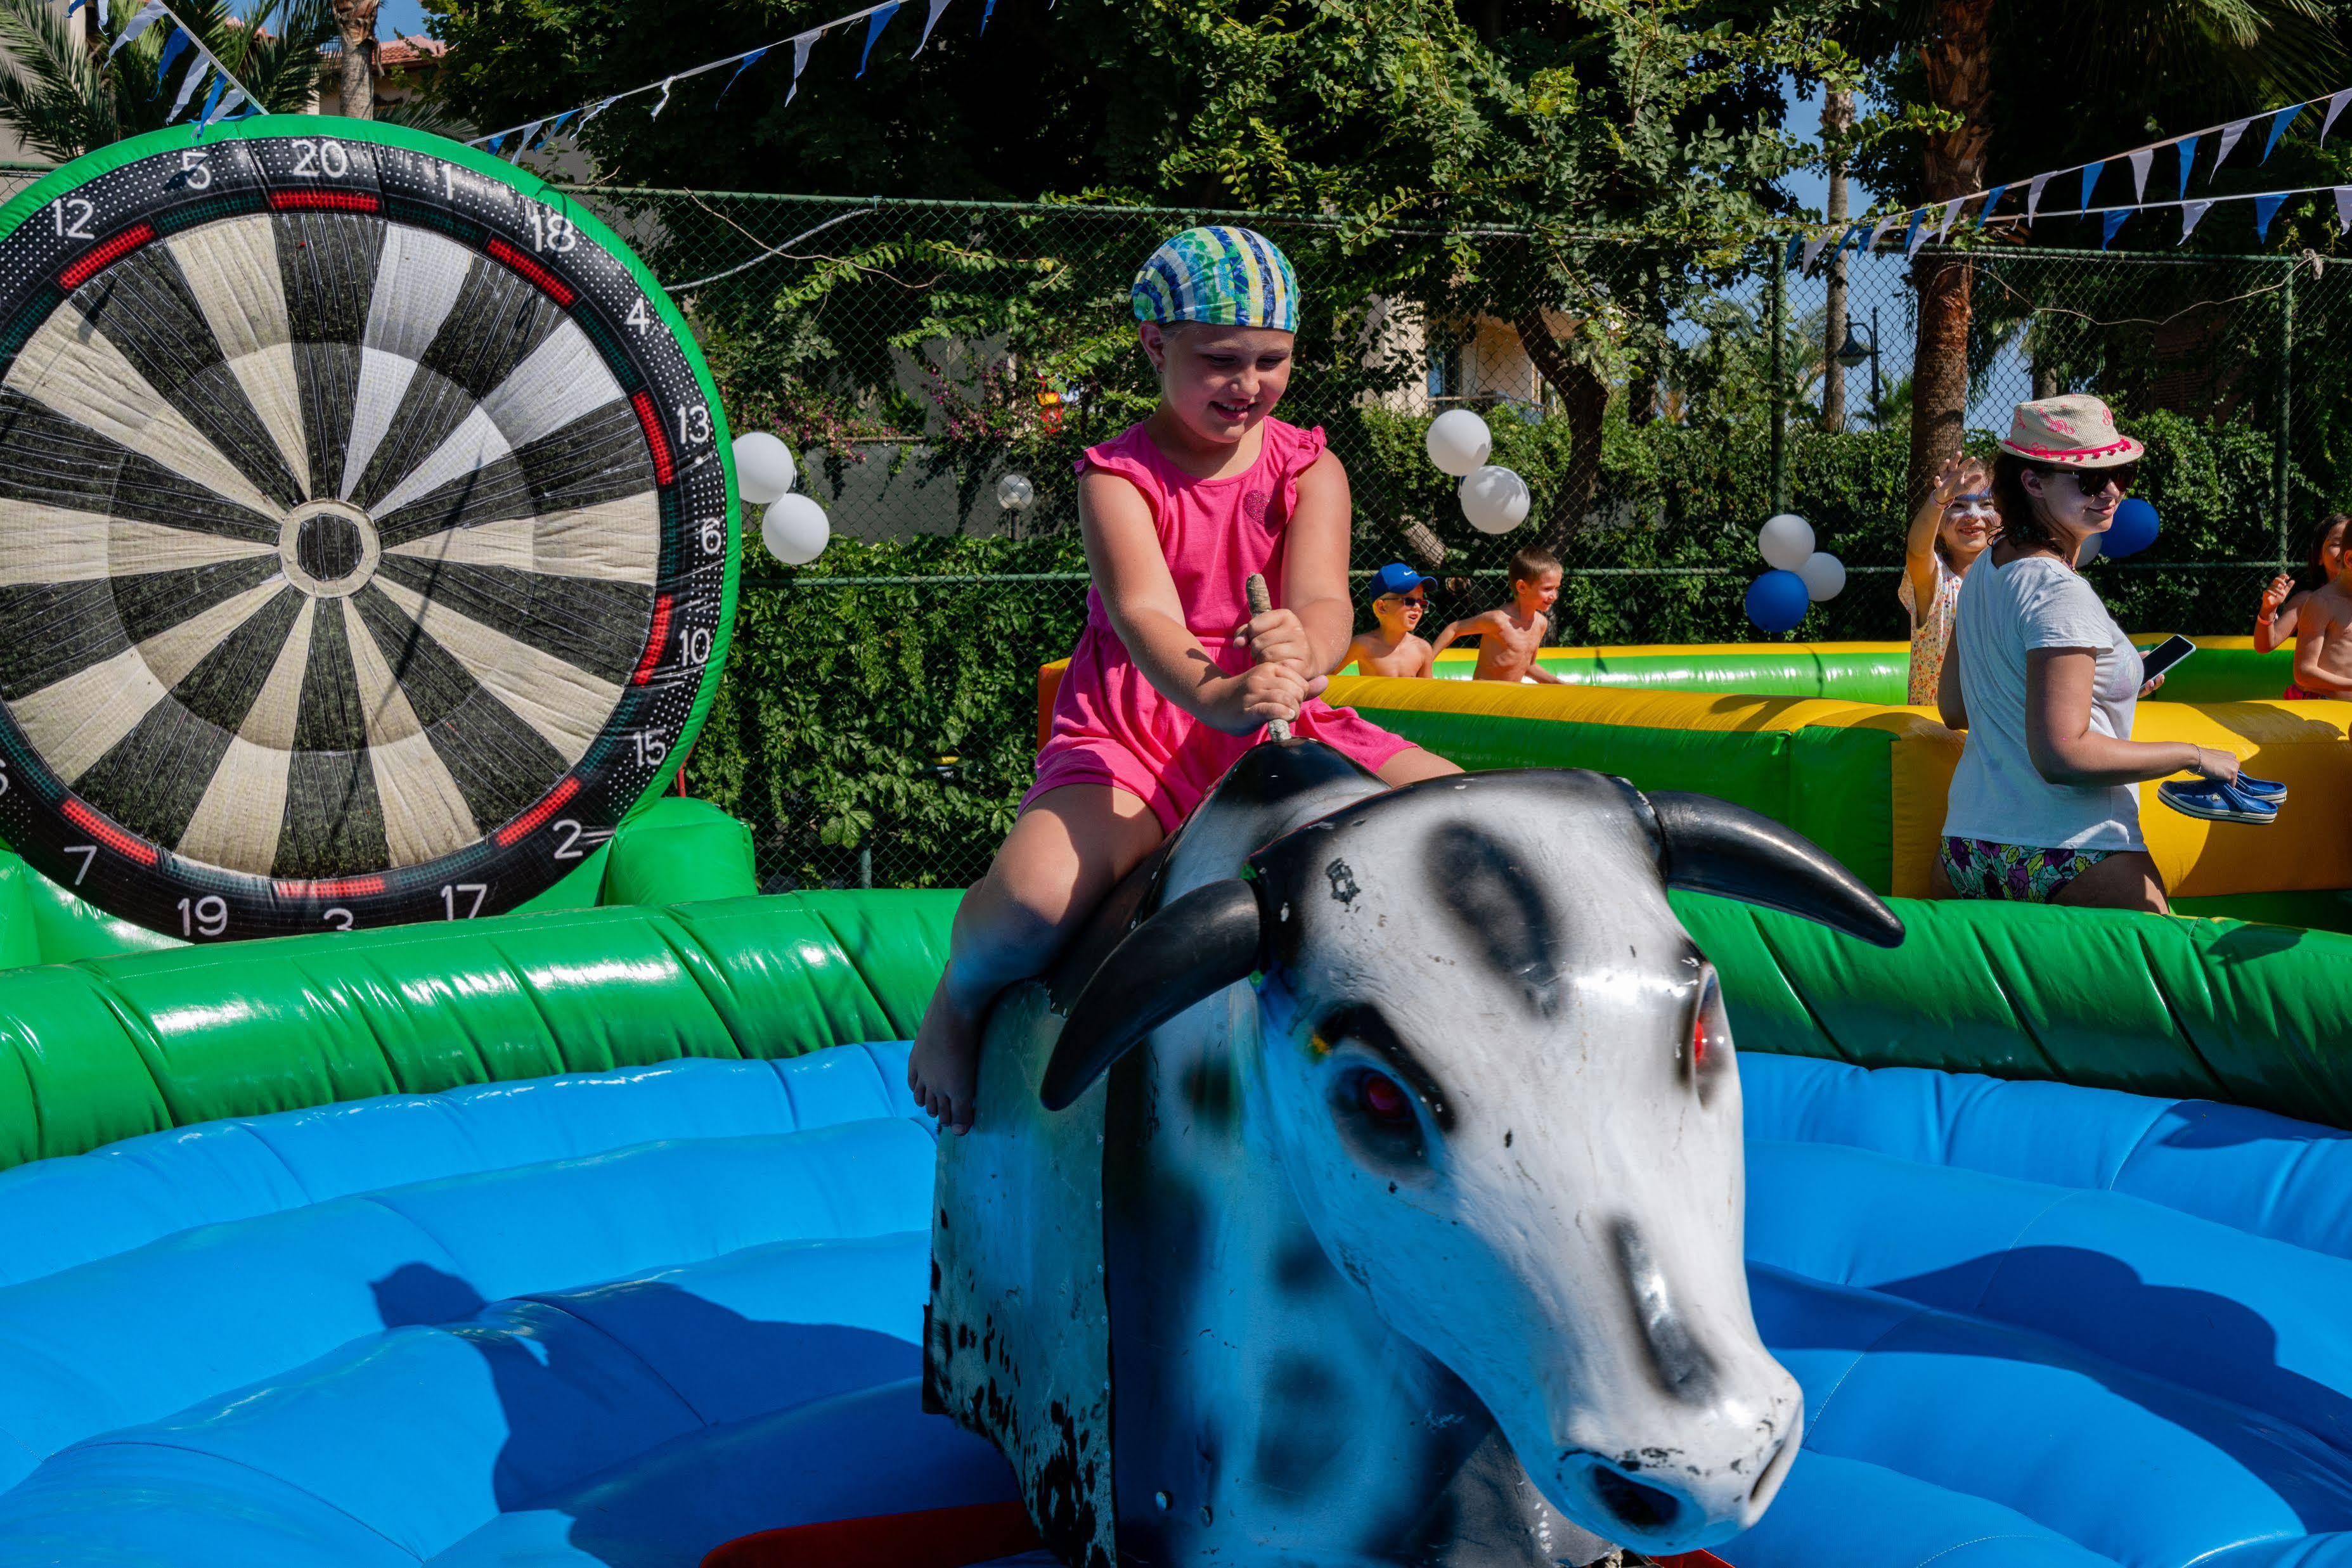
[[1746, 569, 1811, 633], [2104, 496, 2159, 558]]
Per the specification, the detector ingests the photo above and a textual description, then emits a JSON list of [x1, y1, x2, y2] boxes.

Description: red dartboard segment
[[266, 188, 380, 214], [0, 121, 735, 941], [58, 222, 157, 288]]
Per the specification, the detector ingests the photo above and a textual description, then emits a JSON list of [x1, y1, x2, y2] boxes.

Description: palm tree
[[0, 0, 337, 162]]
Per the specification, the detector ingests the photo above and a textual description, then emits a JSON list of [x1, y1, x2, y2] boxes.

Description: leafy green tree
[[0, 0, 340, 161]]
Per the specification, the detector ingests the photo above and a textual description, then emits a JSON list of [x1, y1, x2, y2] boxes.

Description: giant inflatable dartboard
[[0, 120, 737, 939]]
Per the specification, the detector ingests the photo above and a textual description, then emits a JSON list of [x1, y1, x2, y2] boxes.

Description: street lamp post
[[1833, 310, 1885, 428]]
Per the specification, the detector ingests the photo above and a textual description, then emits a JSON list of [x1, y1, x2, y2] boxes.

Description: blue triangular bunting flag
[[2100, 209, 2128, 249], [2079, 161, 2104, 212], [487, 131, 507, 155], [2265, 104, 2303, 162], [2254, 191, 2287, 242], [715, 46, 766, 101], [1978, 184, 2006, 225], [192, 72, 226, 132], [1903, 208, 1928, 259], [2176, 136, 2197, 200], [1783, 235, 1803, 271], [154, 24, 189, 84], [858, 3, 900, 75], [981, 0, 995, 30]]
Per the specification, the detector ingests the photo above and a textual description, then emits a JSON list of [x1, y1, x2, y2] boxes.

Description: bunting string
[[1793, 82, 2352, 267], [467, 0, 994, 156]]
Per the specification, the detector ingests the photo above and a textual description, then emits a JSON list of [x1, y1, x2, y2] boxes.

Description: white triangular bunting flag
[[2336, 187, 2352, 233], [787, 29, 820, 103], [2128, 148, 2153, 202], [1799, 231, 1832, 271], [2213, 117, 2251, 172], [167, 56, 208, 120], [214, 86, 244, 119], [2027, 173, 2052, 222], [508, 119, 542, 160], [2326, 89, 2352, 145], [649, 75, 675, 119], [1935, 197, 1961, 238], [913, 0, 952, 53], [1904, 209, 1930, 259], [1868, 212, 1899, 251], [2180, 199, 2213, 243], [107, 0, 164, 54]]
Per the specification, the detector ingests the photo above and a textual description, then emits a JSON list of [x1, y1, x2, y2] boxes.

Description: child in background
[[1901, 453, 1998, 706], [1342, 563, 1438, 676], [1433, 546, 1567, 683], [2291, 541, 2352, 702], [2257, 515, 2351, 697], [907, 227, 1460, 1133]]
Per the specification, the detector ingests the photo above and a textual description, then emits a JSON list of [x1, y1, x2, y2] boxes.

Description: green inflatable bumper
[[4, 877, 2352, 1173], [0, 889, 953, 1170]]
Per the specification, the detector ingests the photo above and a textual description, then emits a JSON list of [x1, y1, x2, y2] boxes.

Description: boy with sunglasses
[[1341, 562, 1438, 677]]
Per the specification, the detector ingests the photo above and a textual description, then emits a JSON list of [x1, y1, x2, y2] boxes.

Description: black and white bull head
[[927, 747, 1901, 1566]]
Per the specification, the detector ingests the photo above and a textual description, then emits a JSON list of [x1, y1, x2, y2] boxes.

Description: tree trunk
[[1513, 306, 1608, 553], [332, 0, 379, 118], [1820, 86, 1852, 432], [1909, 0, 1993, 505]]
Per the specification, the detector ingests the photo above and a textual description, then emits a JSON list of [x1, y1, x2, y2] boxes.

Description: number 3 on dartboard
[[48, 198, 92, 240]]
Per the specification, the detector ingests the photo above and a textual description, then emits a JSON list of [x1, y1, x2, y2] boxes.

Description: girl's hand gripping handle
[[1244, 574, 1293, 743]]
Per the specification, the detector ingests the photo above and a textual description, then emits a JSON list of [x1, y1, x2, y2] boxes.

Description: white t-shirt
[[1943, 552, 2145, 851]]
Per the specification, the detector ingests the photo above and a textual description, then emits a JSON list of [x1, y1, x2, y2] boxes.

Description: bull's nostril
[[1750, 1428, 1799, 1507], [1589, 1464, 1680, 1533]]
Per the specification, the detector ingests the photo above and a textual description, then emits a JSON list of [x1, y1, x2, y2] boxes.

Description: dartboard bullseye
[[0, 119, 738, 939]]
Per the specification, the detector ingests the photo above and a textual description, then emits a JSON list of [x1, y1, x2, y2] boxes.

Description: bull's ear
[[1041, 878, 1265, 1112], [1644, 790, 1904, 949]]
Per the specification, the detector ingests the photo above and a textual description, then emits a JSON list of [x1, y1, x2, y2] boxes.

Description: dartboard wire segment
[[0, 117, 739, 939]]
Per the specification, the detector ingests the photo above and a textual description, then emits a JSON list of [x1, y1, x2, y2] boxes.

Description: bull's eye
[[1359, 1071, 1412, 1124], [1686, 972, 1731, 1105], [1331, 1064, 1428, 1171]]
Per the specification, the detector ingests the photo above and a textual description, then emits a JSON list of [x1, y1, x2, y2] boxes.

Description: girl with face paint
[[1901, 452, 1998, 706]]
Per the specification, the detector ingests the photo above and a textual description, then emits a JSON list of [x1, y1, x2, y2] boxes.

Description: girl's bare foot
[[909, 980, 982, 1134]]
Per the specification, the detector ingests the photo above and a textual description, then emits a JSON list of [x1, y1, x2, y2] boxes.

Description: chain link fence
[[552, 186, 2351, 892]]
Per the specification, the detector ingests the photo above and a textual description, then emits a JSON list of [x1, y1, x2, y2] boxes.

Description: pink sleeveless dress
[[1024, 418, 1414, 833]]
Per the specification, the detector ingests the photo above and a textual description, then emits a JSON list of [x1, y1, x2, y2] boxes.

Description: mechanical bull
[[924, 740, 1902, 1566]]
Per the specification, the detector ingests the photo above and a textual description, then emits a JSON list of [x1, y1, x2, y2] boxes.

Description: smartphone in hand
[[2140, 635, 2196, 683]]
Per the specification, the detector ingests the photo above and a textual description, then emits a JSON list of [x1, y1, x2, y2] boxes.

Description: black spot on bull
[[1425, 821, 1567, 1014], [1253, 1353, 1349, 1493], [1615, 1219, 1720, 1405], [1326, 858, 1360, 905], [1035, 1398, 1112, 1568]]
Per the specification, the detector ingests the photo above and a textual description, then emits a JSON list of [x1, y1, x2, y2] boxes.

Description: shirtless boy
[[1432, 546, 1566, 683], [1341, 562, 1438, 677], [2291, 545, 2352, 700]]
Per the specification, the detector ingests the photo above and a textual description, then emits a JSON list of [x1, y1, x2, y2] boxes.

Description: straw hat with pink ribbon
[[1996, 394, 2145, 468]]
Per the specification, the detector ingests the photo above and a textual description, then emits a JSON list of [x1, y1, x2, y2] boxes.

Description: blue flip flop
[[2235, 774, 2288, 805], [2158, 780, 2280, 825]]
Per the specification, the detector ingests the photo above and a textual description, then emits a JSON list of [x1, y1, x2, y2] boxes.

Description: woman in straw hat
[[1935, 395, 2240, 911]]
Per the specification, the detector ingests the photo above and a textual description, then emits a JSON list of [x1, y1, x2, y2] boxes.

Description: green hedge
[[699, 411, 2306, 889]]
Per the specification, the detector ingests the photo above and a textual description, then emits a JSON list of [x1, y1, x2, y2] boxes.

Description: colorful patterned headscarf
[[1130, 226, 1300, 333]]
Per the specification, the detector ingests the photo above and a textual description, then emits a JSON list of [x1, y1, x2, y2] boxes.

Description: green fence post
[[1768, 250, 1788, 513], [2278, 262, 2297, 567]]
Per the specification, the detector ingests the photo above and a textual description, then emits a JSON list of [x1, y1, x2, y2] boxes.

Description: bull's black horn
[[1041, 877, 1265, 1112], [1644, 790, 1905, 948]]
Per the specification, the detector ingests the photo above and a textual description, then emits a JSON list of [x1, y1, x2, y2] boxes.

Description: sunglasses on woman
[[2067, 465, 2136, 495]]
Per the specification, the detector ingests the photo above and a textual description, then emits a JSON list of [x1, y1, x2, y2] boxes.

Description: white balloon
[[761, 493, 830, 565], [1459, 465, 1530, 534], [997, 473, 1037, 511], [2076, 530, 2102, 565], [1759, 512, 1815, 572], [733, 431, 798, 506], [1797, 551, 1847, 602], [1425, 409, 1493, 477]]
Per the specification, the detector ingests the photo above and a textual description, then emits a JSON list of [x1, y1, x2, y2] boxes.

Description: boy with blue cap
[[1342, 562, 1438, 677]]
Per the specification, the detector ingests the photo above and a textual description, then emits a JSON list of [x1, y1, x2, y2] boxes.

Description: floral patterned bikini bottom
[[1939, 836, 2118, 904]]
